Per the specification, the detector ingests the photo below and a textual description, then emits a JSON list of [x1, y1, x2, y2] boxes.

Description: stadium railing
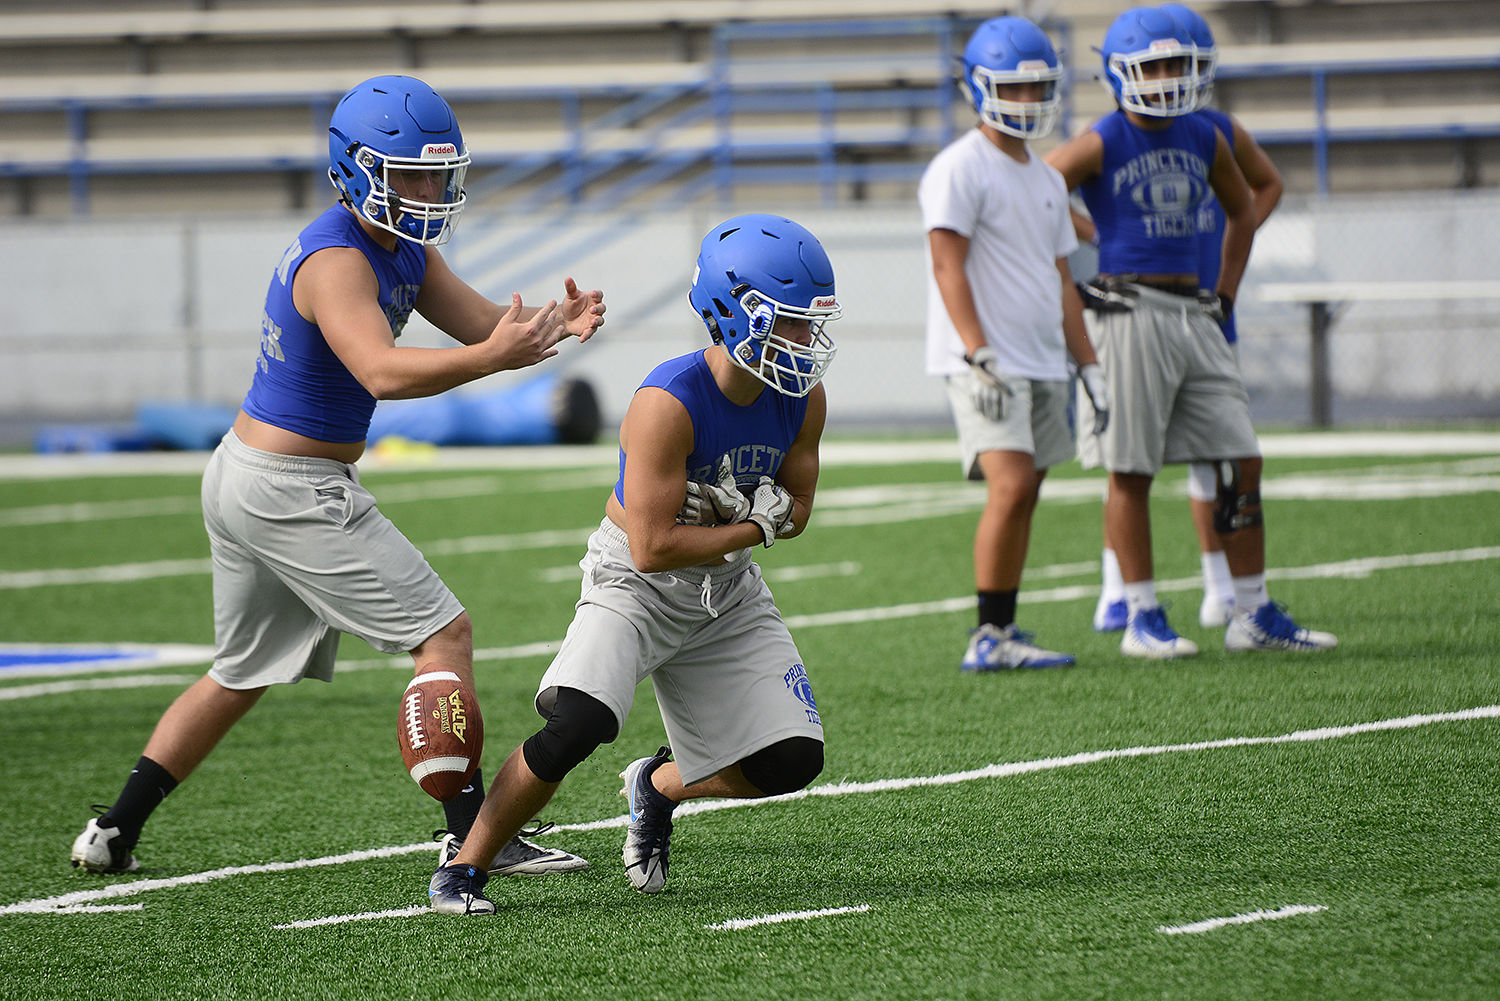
[[0, 15, 1011, 216], [1215, 37, 1500, 194], [2, 7, 1494, 212]]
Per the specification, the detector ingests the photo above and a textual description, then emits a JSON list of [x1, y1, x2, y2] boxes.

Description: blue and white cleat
[[1120, 607, 1199, 659], [620, 746, 676, 894], [1093, 597, 1128, 632], [961, 623, 1075, 671], [1225, 602, 1338, 652], [428, 863, 495, 915]]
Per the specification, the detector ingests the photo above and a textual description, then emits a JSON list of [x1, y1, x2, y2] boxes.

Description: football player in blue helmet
[[1048, 9, 1335, 659], [959, 15, 1064, 139], [687, 213, 840, 397], [920, 16, 1106, 672], [430, 216, 836, 913], [71, 74, 605, 882], [1099, 5, 1200, 117], [328, 74, 470, 246], [1159, 2, 1219, 108], [1087, 4, 1288, 636]]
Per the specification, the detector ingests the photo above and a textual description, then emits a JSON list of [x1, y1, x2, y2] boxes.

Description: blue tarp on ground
[[34, 375, 600, 453]]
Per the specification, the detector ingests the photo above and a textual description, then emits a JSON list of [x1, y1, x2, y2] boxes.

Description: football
[[398, 670, 483, 802]]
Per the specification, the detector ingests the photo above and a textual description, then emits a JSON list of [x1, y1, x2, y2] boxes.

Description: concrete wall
[[1, 189, 1497, 446]]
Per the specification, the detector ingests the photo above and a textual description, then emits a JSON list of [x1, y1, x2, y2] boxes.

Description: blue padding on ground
[[34, 424, 157, 453], [30, 377, 594, 453], [136, 401, 238, 450], [368, 375, 564, 446]]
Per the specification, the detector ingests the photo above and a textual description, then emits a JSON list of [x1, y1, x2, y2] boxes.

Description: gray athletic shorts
[[1077, 283, 1260, 475], [945, 372, 1074, 480], [535, 518, 824, 786], [201, 431, 465, 689]]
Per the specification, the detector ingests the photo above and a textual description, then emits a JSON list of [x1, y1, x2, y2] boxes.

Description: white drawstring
[[699, 574, 719, 619]]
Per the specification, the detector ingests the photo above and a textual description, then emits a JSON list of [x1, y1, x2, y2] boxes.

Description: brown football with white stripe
[[398, 671, 483, 802]]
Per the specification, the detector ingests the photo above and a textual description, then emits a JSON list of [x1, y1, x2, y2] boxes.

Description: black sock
[[101, 756, 179, 846], [442, 768, 485, 840], [977, 589, 1018, 630]]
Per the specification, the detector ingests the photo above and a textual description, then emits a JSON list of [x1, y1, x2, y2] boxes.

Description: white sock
[[1124, 580, 1158, 614], [1201, 550, 1232, 604], [1232, 573, 1268, 613], [1101, 548, 1125, 601]]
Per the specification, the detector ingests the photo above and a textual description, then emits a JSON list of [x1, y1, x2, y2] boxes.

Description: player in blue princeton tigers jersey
[[71, 75, 604, 878], [1079, 3, 1286, 635], [1046, 6, 1335, 660], [429, 214, 838, 914]]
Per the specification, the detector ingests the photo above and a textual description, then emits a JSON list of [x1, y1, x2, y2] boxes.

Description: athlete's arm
[[415, 250, 604, 345], [1207, 129, 1256, 303], [296, 246, 567, 400], [614, 388, 764, 573], [927, 228, 987, 357], [766, 383, 825, 541], [1229, 115, 1283, 228], [1057, 257, 1097, 368], [1043, 129, 1105, 191], [1068, 205, 1097, 246]]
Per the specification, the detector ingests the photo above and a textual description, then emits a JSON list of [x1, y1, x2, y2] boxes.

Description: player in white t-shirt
[[921, 16, 1109, 672]]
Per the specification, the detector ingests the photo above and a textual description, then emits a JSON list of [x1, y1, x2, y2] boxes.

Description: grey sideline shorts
[[535, 518, 825, 786], [201, 430, 465, 689], [945, 371, 1075, 480], [1077, 283, 1260, 475]]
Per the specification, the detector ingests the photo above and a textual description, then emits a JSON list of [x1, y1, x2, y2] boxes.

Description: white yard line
[[6, 459, 1498, 589], [1157, 904, 1328, 936], [0, 674, 196, 701], [5, 545, 1497, 683], [274, 906, 431, 929], [706, 904, 872, 931], [2, 431, 1499, 482], [0, 473, 618, 528], [3, 704, 1494, 920]]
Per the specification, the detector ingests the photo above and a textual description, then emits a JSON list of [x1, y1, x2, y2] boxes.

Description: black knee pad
[[739, 737, 824, 796], [521, 688, 619, 783], [1213, 459, 1264, 534]]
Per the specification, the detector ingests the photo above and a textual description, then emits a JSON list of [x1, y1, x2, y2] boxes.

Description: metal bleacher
[[0, 0, 1497, 218], [0, 1, 1016, 217]]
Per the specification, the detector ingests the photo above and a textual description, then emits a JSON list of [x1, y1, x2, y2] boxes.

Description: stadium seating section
[[1, 0, 1496, 217]]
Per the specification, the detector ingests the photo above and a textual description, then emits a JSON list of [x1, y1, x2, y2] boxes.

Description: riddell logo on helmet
[[811, 296, 837, 309], [423, 143, 458, 157]]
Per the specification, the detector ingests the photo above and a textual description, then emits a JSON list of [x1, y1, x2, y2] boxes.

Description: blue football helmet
[[1099, 6, 1199, 118], [960, 16, 1063, 139], [688, 214, 840, 398], [327, 75, 470, 246], [1158, 3, 1218, 109]]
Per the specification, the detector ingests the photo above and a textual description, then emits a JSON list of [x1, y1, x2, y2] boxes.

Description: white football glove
[[747, 475, 795, 547], [678, 454, 751, 526], [1078, 362, 1110, 436], [964, 345, 1010, 422]]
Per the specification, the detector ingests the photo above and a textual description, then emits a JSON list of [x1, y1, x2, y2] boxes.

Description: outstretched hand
[[484, 292, 567, 370], [561, 277, 605, 342]]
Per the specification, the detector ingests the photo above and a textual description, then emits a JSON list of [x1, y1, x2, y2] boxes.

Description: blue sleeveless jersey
[[612, 349, 809, 507], [1194, 107, 1238, 343], [242, 205, 425, 443], [1079, 110, 1221, 278]]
